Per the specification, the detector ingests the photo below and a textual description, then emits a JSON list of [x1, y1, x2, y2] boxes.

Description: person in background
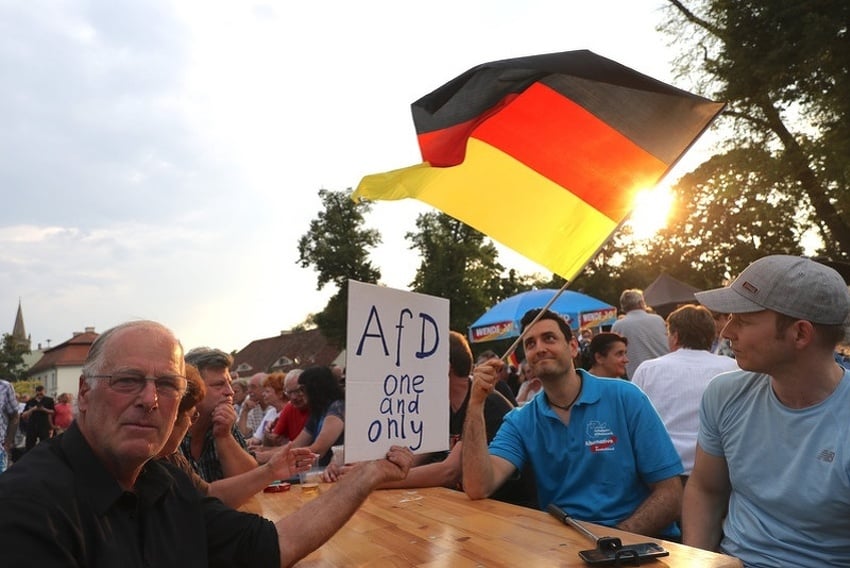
[[0, 378, 19, 473], [52, 392, 74, 434], [475, 350, 519, 406], [631, 305, 738, 477], [268, 370, 309, 445], [515, 361, 543, 405], [515, 358, 532, 392], [583, 332, 629, 379], [159, 363, 316, 508], [0, 319, 413, 566], [247, 372, 287, 448], [21, 385, 54, 451], [578, 327, 594, 350], [611, 289, 669, 379], [181, 347, 256, 482], [464, 309, 683, 539], [232, 377, 249, 417], [291, 366, 345, 466], [329, 364, 345, 390], [237, 372, 269, 438], [683, 255, 850, 566], [12, 394, 27, 460], [709, 311, 735, 358]]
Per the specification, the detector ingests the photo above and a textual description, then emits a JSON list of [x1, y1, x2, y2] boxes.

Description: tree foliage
[[406, 212, 531, 333], [297, 189, 382, 346], [0, 333, 30, 381], [645, 0, 850, 280]]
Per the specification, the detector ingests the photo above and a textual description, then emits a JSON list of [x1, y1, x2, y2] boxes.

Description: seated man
[[269, 369, 309, 445], [181, 347, 257, 481], [159, 363, 317, 508], [463, 309, 684, 538], [0, 320, 413, 566], [684, 255, 850, 566], [631, 305, 738, 477]]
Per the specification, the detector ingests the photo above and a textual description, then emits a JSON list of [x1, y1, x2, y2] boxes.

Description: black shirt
[[450, 381, 538, 509], [23, 394, 54, 431], [0, 423, 280, 567]]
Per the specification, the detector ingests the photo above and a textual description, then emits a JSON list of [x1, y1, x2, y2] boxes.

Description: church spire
[[12, 299, 31, 351]]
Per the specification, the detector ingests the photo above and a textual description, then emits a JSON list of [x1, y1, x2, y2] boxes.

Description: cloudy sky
[[1, 0, 711, 354]]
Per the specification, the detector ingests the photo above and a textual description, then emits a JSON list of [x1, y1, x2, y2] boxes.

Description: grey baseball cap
[[695, 255, 850, 325]]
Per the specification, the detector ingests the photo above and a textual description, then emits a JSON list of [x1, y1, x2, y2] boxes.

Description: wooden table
[[242, 485, 740, 567]]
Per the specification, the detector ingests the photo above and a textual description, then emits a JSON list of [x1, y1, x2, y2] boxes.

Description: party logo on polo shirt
[[584, 420, 617, 453]]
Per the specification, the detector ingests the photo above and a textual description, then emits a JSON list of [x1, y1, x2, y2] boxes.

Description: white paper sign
[[344, 280, 450, 462]]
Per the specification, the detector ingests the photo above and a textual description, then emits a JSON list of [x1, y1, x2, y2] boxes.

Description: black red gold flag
[[353, 50, 724, 280]]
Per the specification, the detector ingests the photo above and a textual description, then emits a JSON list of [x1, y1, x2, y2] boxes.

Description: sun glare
[[628, 185, 675, 240]]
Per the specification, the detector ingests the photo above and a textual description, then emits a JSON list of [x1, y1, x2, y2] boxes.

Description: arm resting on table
[[617, 475, 683, 537], [682, 445, 731, 552]]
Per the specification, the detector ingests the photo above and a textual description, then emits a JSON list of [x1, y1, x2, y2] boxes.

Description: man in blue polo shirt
[[463, 308, 683, 538]]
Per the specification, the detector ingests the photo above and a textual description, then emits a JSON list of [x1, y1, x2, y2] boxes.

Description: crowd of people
[[0, 254, 848, 567]]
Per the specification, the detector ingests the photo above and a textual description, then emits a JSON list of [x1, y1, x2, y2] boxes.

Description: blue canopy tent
[[468, 289, 617, 343]]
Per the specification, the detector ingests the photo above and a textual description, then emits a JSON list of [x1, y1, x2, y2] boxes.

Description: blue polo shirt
[[489, 370, 682, 536]]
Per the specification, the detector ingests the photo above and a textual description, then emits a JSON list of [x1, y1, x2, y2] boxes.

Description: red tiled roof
[[231, 329, 342, 376], [28, 331, 99, 375]]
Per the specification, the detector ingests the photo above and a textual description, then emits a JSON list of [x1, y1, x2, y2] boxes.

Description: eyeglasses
[[90, 373, 187, 399], [284, 386, 304, 397]]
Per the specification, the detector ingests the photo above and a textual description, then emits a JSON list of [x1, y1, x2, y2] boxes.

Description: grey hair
[[619, 289, 646, 312], [284, 368, 303, 387], [184, 346, 233, 371]]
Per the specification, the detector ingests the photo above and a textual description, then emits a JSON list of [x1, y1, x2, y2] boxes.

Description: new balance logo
[[817, 449, 835, 463]]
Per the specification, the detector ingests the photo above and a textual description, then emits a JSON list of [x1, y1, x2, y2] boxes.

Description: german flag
[[353, 50, 724, 281]]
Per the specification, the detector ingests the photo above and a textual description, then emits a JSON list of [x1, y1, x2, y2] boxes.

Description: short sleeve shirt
[[304, 399, 345, 466], [489, 371, 683, 535]]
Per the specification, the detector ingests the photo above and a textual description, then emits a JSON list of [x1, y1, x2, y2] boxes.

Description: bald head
[[82, 320, 183, 381]]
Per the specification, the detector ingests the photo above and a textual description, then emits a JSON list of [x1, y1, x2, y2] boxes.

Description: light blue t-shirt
[[699, 369, 850, 567], [489, 371, 683, 536]]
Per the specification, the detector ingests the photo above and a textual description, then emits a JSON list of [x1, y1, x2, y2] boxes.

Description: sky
[[0, 0, 717, 354]]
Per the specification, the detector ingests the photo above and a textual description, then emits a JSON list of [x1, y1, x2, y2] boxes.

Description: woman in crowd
[[247, 372, 287, 448], [515, 359, 542, 405], [52, 392, 74, 434], [291, 366, 345, 466], [158, 364, 314, 507], [583, 332, 629, 379]]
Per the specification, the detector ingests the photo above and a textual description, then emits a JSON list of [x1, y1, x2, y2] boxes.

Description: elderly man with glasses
[[0, 320, 412, 566]]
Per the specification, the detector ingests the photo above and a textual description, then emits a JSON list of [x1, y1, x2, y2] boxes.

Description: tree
[[406, 212, 514, 333], [0, 333, 30, 381], [297, 189, 382, 346], [648, 0, 850, 280]]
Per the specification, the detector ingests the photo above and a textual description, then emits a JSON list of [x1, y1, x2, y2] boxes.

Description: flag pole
[[499, 279, 570, 363], [498, 214, 633, 364]]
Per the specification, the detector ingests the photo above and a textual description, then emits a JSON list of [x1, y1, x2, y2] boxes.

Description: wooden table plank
[[242, 485, 741, 567]]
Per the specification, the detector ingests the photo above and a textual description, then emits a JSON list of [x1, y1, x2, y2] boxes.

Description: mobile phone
[[263, 482, 291, 493], [578, 542, 668, 565]]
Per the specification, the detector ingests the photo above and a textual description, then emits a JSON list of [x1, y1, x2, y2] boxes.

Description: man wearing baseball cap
[[683, 255, 850, 567]]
